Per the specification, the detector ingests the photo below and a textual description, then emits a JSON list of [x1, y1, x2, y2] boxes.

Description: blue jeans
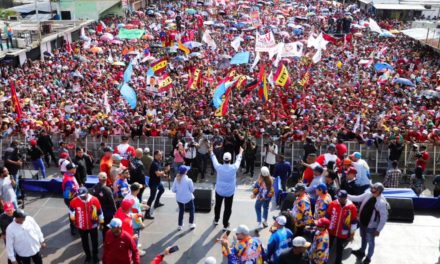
[[12, 172, 21, 198], [360, 225, 376, 258], [31, 158, 47, 178], [255, 199, 270, 223], [177, 200, 195, 226], [134, 228, 141, 246]]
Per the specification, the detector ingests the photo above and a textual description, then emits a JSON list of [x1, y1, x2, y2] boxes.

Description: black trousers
[[16, 252, 43, 264], [214, 192, 234, 228], [330, 235, 348, 264], [197, 153, 210, 178], [102, 210, 115, 241], [78, 228, 99, 261], [145, 182, 165, 217], [43, 148, 57, 166], [245, 158, 255, 176]]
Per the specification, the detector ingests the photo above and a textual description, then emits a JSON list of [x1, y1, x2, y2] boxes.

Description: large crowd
[[0, 0, 440, 263], [0, 0, 439, 147]]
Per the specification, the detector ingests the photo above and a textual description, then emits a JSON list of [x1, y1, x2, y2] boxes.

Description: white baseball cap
[[233, 224, 250, 235], [223, 152, 232, 161], [292, 236, 311, 248], [260, 166, 270, 177], [275, 215, 287, 226], [204, 257, 217, 264]]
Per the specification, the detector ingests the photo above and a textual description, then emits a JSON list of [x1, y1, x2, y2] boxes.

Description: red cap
[[30, 139, 37, 146], [315, 217, 330, 228], [2, 202, 15, 212], [121, 199, 135, 211], [60, 152, 69, 159], [346, 167, 357, 175]]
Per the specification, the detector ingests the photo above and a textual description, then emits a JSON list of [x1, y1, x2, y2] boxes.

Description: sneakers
[[352, 249, 365, 259], [139, 250, 146, 257], [154, 202, 165, 209], [178, 226, 183, 231], [262, 221, 268, 228], [137, 243, 142, 248], [213, 220, 219, 225], [144, 212, 155, 220], [362, 257, 371, 264], [190, 223, 196, 229], [257, 222, 263, 229]]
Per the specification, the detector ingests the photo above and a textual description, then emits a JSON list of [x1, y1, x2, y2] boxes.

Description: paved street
[[1, 181, 439, 264]]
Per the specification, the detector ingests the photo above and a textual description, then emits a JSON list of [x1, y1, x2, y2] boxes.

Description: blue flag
[[230, 52, 250, 65], [147, 67, 154, 77], [123, 61, 133, 83], [213, 81, 235, 109], [374, 63, 394, 72], [120, 83, 137, 109]]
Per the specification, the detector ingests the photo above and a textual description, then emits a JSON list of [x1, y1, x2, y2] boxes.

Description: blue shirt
[[172, 175, 195, 204], [267, 227, 294, 263], [211, 153, 242, 197], [115, 178, 130, 199], [274, 161, 291, 179]]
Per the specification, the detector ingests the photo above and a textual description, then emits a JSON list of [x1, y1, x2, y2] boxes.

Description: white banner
[[255, 31, 277, 52], [280, 42, 304, 58]]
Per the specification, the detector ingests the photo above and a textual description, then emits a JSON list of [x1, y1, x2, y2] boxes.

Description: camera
[[163, 156, 174, 167], [415, 152, 422, 159]]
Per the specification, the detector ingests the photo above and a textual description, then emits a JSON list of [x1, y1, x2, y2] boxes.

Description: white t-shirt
[[59, 158, 70, 173], [0, 176, 17, 203], [265, 144, 278, 165]]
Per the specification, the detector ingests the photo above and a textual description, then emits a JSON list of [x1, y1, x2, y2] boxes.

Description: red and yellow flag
[[151, 58, 168, 75], [158, 73, 173, 93], [178, 41, 190, 55], [257, 65, 268, 103], [188, 68, 202, 90], [235, 75, 247, 90], [299, 69, 310, 87], [274, 64, 292, 87], [10, 81, 23, 121]]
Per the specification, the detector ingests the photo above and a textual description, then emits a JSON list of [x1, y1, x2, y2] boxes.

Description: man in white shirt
[[0, 167, 18, 210], [351, 152, 371, 187], [184, 137, 198, 166], [6, 210, 46, 264], [264, 140, 278, 175]]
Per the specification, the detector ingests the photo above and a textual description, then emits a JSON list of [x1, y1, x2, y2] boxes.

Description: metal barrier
[[1, 135, 438, 176]]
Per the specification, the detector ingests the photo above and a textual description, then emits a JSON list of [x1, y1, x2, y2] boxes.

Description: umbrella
[[306, 12, 316, 17], [184, 41, 203, 49], [242, 26, 256, 31], [111, 40, 123, 45], [419, 90, 440, 99], [245, 36, 255, 40], [71, 72, 84, 79], [127, 51, 139, 55], [141, 56, 156, 63], [392, 78, 415, 87], [389, 29, 401, 34], [204, 21, 215, 25], [186, 8, 197, 15], [229, 27, 238, 31], [374, 63, 394, 72], [200, 11, 209, 16], [89, 47, 103, 54], [100, 33, 114, 41], [113, 61, 126, 66], [278, 31, 290, 38], [214, 23, 226, 28], [218, 10, 226, 15], [88, 29, 96, 34], [241, 14, 251, 19], [117, 23, 125, 29], [189, 52, 203, 58], [234, 22, 247, 28], [220, 54, 232, 59], [174, 56, 188, 61], [124, 24, 137, 29], [287, 23, 296, 28]]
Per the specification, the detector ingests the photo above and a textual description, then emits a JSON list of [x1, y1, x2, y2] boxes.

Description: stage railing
[[1, 135, 438, 176]]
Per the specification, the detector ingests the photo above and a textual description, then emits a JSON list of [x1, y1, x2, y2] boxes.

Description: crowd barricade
[[1, 135, 438, 176]]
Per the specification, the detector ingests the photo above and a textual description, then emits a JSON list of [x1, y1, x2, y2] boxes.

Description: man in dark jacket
[[388, 138, 404, 170], [37, 130, 57, 167], [90, 172, 117, 241], [73, 147, 93, 185], [243, 140, 257, 178], [129, 148, 146, 201], [28, 140, 46, 179]]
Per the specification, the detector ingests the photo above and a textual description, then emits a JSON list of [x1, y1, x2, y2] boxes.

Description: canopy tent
[[372, 3, 426, 10], [401, 28, 440, 40], [7, 1, 59, 14]]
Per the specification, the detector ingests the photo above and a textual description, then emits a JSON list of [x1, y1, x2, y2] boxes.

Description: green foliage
[[0, 9, 18, 20]]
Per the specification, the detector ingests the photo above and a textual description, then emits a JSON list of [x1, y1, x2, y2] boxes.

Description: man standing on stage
[[144, 150, 170, 220], [210, 145, 243, 230]]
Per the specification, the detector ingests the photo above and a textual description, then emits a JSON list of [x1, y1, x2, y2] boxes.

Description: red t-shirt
[[114, 208, 134, 237]]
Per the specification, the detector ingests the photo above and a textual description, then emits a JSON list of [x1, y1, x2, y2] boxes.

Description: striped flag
[[299, 70, 310, 87], [188, 68, 202, 89], [151, 58, 168, 75], [257, 65, 268, 103], [215, 86, 232, 117], [158, 73, 173, 93]]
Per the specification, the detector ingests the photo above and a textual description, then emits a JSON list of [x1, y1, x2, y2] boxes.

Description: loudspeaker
[[387, 198, 414, 222], [280, 192, 296, 212], [188, 185, 213, 212]]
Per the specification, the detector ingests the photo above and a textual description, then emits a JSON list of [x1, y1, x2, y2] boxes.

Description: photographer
[[3, 141, 22, 198], [303, 137, 317, 162], [243, 139, 257, 178], [28, 140, 46, 179], [184, 137, 198, 167], [197, 136, 210, 180]]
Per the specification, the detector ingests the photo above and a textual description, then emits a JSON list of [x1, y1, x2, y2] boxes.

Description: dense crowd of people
[[0, 0, 439, 263]]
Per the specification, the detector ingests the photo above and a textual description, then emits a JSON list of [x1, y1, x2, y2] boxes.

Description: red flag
[[65, 41, 72, 53], [10, 81, 23, 121], [151, 58, 168, 75], [188, 68, 202, 89], [158, 73, 173, 93], [323, 33, 352, 44]]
